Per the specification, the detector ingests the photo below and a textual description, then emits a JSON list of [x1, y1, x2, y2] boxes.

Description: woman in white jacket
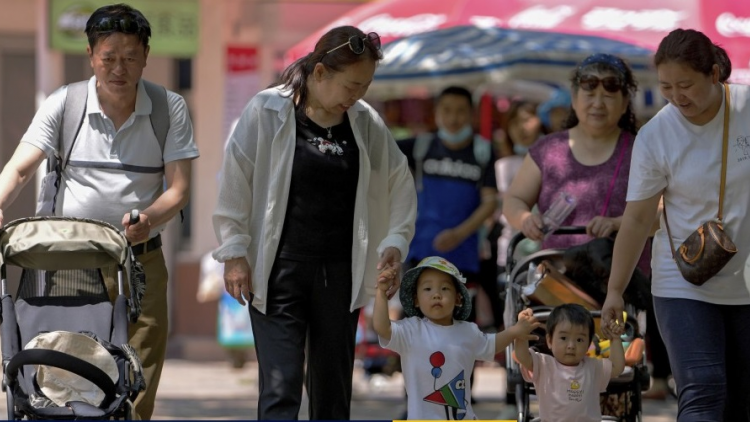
[[212, 26, 416, 419]]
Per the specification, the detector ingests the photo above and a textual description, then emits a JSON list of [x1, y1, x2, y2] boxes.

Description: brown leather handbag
[[663, 84, 737, 286]]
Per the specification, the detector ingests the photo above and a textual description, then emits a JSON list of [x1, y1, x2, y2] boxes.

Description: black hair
[[436, 86, 474, 109], [655, 28, 731, 83], [563, 55, 639, 135], [546, 303, 595, 344], [275, 26, 382, 119], [85, 3, 151, 50]]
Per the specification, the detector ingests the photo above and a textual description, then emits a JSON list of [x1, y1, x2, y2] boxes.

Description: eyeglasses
[[326, 32, 381, 55], [92, 16, 140, 33], [578, 75, 623, 93]]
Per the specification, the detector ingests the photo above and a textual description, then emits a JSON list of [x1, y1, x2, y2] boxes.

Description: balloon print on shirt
[[423, 351, 468, 420]]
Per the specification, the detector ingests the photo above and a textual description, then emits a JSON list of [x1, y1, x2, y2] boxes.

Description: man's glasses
[[326, 32, 381, 55], [578, 75, 623, 93], [93, 16, 140, 33]]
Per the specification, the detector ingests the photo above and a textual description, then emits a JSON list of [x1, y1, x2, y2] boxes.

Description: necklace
[[304, 124, 346, 156]]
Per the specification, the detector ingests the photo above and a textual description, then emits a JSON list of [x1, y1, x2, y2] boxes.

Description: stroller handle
[[129, 209, 140, 225], [505, 226, 587, 271]]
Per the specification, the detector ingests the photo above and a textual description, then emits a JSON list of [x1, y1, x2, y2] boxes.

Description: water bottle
[[541, 191, 577, 238]]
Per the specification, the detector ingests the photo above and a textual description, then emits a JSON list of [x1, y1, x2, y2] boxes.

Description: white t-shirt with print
[[628, 83, 750, 304], [380, 317, 496, 420], [522, 351, 612, 422]]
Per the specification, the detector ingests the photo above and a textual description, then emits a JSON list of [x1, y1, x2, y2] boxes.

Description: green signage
[[49, 0, 199, 57]]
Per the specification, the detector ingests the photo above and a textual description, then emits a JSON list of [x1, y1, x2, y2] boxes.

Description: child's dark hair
[[547, 304, 595, 343]]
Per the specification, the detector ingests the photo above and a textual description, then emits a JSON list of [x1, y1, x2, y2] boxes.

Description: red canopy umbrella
[[284, 0, 750, 83]]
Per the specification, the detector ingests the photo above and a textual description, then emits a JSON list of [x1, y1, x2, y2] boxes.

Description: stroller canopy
[[0, 217, 129, 270]]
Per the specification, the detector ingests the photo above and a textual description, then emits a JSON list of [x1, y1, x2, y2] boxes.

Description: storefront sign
[[224, 46, 260, 142], [49, 0, 199, 57]]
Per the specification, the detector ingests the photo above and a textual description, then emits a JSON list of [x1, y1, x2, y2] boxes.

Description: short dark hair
[[276, 26, 382, 118], [546, 303, 595, 344], [85, 3, 152, 50], [436, 86, 473, 109], [655, 28, 731, 83]]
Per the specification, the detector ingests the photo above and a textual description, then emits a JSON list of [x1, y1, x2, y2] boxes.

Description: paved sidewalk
[[153, 359, 679, 420]]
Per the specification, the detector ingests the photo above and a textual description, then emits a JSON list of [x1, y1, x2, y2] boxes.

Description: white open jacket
[[212, 87, 417, 314]]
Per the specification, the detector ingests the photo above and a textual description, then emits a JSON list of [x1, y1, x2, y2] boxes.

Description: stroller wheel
[[6, 390, 16, 420], [124, 399, 135, 420]]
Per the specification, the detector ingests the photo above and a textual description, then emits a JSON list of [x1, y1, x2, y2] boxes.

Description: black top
[[276, 114, 360, 261]]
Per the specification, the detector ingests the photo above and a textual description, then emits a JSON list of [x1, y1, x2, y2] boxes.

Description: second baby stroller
[[0, 216, 145, 420], [503, 227, 650, 422]]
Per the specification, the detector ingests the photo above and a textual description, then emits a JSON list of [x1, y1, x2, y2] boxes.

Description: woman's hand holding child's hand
[[377, 264, 399, 295], [605, 315, 626, 338]]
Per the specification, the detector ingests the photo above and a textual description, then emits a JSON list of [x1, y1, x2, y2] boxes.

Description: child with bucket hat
[[373, 256, 539, 420]]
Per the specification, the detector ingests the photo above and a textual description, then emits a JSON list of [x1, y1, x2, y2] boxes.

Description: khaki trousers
[[105, 248, 168, 420]]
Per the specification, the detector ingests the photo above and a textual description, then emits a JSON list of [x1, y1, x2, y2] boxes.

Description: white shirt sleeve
[[211, 99, 260, 262], [379, 317, 414, 354], [596, 358, 613, 392], [20, 85, 67, 155], [627, 125, 668, 201], [163, 91, 199, 163], [373, 114, 417, 260]]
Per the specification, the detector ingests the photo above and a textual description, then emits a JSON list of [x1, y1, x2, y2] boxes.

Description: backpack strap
[[142, 80, 170, 156], [472, 135, 492, 189], [56, 81, 89, 172], [412, 133, 433, 192], [42, 81, 87, 214], [472, 135, 492, 169], [56, 79, 181, 221], [58, 79, 170, 166]]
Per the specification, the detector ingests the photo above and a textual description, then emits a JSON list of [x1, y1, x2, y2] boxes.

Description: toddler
[[514, 303, 625, 422], [374, 256, 539, 420]]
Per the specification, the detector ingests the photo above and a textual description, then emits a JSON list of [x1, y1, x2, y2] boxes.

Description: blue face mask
[[513, 144, 529, 155], [438, 124, 473, 145]]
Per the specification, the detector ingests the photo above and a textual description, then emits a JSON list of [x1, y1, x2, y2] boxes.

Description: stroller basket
[[0, 217, 144, 420]]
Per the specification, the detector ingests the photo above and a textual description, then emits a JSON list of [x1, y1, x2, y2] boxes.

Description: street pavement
[[152, 359, 679, 420], [0, 355, 678, 420]]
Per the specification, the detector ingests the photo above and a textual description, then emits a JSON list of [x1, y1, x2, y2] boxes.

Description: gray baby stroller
[[503, 227, 649, 422], [0, 216, 145, 420]]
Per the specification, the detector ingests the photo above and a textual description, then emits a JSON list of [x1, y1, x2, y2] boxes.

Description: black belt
[[131, 234, 162, 256]]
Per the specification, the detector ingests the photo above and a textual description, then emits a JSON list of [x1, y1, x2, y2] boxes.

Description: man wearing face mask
[[397, 86, 498, 324]]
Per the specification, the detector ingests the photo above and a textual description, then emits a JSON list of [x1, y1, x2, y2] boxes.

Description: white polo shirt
[[21, 76, 199, 236]]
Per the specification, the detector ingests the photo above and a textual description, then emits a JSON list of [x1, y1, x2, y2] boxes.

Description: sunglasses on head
[[578, 75, 623, 93], [93, 15, 140, 33], [326, 32, 381, 55]]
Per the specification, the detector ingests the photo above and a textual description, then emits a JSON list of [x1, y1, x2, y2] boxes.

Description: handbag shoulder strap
[[718, 83, 730, 220], [663, 83, 730, 258]]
